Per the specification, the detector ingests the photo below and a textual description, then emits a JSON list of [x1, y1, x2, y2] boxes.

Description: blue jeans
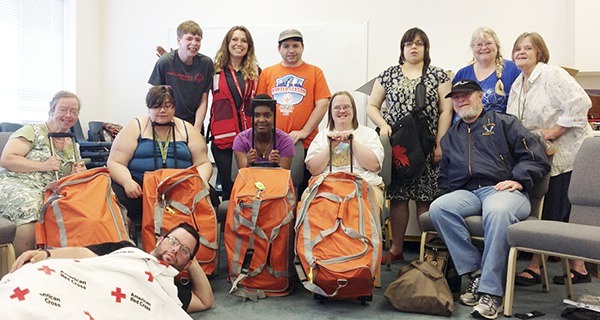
[[429, 186, 530, 297]]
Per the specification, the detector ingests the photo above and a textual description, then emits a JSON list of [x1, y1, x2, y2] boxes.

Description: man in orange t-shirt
[[257, 29, 331, 194]]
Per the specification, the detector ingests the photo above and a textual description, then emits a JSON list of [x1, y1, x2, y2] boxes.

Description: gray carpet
[[190, 241, 599, 319]]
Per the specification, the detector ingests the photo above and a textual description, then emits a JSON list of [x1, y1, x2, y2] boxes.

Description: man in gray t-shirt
[[149, 20, 214, 133]]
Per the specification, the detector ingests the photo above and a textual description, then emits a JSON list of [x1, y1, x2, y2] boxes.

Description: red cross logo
[[37, 265, 56, 275], [111, 287, 126, 303], [9, 287, 30, 301], [84, 310, 95, 320], [145, 271, 154, 282]]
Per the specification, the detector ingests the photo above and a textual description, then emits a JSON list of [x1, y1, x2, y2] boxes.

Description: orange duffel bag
[[36, 167, 130, 248], [141, 166, 218, 275], [225, 166, 296, 300], [295, 171, 382, 302]]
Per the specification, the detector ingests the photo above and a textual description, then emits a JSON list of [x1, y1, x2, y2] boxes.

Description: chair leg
[[375, 265, 382, 288], [561, 258, 575, 299], [0, 243, 16, 278], [419, 232, 427, 261], [540, 254, 549, 292], [504, 247, 519, 317], [385, 219, 392, 271]]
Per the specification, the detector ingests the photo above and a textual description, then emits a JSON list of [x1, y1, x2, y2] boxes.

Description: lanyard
[[228, 65, 245, 100]]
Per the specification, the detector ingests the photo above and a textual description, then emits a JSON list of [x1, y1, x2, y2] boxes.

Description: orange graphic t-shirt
[[257, 62, 331, 149]]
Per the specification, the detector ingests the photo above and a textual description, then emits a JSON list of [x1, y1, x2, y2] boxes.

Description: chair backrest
[[88, 121, 105, 142], [378, 135, 392, 187], [0, 132, 13, 159], [291, 140, 305, 191], [0, 122, 23, 132], [528, 171, 551, 219], [69, 119, 87, 142], [568, 137, 600, 226]]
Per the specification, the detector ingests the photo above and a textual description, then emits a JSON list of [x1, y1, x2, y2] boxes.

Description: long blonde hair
[[213, 26, 259, 80], [470, 27, 506, 96]]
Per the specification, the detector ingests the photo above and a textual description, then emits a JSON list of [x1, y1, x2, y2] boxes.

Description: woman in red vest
[[209, 26, 260, 200]]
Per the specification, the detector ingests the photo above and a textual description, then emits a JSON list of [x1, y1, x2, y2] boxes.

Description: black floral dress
[[377, 64, 449, 201]]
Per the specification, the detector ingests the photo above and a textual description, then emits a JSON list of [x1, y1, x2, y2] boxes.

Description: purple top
[[232, 128, 295, 162]]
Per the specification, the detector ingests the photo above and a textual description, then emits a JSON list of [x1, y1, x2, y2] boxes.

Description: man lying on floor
[[0, 222, 213, 319]]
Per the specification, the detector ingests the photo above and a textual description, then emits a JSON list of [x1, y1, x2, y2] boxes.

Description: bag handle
[[413, 63, 429, 114]]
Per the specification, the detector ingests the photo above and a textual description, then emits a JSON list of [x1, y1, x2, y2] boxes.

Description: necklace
[[255, 135, 273, 158], [154, 128, 172, 165]]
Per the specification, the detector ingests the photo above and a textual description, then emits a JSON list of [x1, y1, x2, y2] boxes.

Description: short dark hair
[[164, 222, 200, 258], [146, 85, 175, 109], [251, 93, 276, 114], [399, 27, 431, 67]]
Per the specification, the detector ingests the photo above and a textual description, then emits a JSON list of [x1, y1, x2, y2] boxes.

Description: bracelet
[[39, 248, 51, 259]]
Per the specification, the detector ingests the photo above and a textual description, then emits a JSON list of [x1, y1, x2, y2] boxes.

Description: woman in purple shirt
[[232, 94, 295, 168]]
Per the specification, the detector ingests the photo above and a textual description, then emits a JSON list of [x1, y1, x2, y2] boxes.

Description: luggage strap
[[39, 170, 126, 247], [294, 173, 381, 297], [229, 191, 293, 298], [154, 173, 218, 250]]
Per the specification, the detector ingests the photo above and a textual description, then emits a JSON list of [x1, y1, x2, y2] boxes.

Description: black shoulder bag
[[389, 65, 435, 185]]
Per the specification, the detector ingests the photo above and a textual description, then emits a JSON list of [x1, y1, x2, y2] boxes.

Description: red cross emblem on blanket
[[10, 287, 30, 301], [111, 287, 126, 303], [145, 271, 154, 282], [37, 265, 56, 275]]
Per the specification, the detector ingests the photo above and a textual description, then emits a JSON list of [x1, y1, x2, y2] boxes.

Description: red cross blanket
[[0, 247, 191, 319]]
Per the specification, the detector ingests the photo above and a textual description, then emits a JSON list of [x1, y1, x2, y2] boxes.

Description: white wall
[[73, 0, 599, 133]]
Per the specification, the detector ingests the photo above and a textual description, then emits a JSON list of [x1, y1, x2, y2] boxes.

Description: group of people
[[0, 20, 595, 319]]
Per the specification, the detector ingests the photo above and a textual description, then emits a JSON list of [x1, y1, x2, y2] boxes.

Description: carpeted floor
[[189, 240, 599, 320]]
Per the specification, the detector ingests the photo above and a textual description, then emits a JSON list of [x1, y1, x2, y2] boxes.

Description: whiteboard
[[168, 22, 369, 129]]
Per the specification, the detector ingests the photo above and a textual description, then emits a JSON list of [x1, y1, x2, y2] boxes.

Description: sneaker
[[460, 274, 481, 306], [471, 294, 503, 319]]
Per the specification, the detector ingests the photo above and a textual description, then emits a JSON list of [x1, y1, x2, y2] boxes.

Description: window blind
[[0, 0, 66, 123]]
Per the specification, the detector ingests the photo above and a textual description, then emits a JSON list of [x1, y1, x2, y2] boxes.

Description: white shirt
[[507, 62, 593, 176], [305, 125, 384, 186]]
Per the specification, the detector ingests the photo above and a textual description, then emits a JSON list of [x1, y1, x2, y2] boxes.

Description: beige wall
[[72, 0, 600, 132]]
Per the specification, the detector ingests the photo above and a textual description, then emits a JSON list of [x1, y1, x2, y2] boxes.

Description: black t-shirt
[[86, 241, 192, 311]]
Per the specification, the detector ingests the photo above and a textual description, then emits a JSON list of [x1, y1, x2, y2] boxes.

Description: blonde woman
[[452, 27, 520, 122]]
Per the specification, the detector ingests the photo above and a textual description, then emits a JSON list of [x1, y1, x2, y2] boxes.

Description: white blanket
[[0, 247, 191, 320]]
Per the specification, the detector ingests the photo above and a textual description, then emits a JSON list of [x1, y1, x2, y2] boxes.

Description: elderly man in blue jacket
[[429, 80, 550, 320]]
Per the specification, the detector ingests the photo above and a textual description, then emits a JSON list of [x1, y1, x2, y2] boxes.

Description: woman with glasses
[[0, 91, 86, 256], [506, 32, 594, 287], [108, 85, 212, 225], [452, 27, 521, 122], [306, 91, 384, 207], [366, 27, 452, 263]]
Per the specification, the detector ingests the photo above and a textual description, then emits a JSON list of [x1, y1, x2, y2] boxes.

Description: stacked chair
[[69, 120, 112, 168]]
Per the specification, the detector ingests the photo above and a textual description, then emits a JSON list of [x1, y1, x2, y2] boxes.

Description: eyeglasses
[[404, 40, 425, 47], [55, 107, 79, 117], [332, 105, 352, 113], [166, 235, 192, 257], [474, 42, 495, 49], [150, 102, 174, 110]]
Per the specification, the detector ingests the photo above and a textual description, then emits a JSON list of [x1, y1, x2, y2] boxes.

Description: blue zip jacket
[[439, 110, 551, 194]]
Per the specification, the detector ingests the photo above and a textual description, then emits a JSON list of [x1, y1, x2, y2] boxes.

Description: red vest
[[210, 68, 256, 149]]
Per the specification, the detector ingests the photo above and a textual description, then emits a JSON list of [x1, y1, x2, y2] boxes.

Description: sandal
[[515, 268, 542, 286], [553, 269, 591, 285], [381, 251, 404, 265]]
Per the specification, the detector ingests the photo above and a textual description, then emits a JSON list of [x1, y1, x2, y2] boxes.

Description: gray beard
[[457, 106, 480, 122]]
